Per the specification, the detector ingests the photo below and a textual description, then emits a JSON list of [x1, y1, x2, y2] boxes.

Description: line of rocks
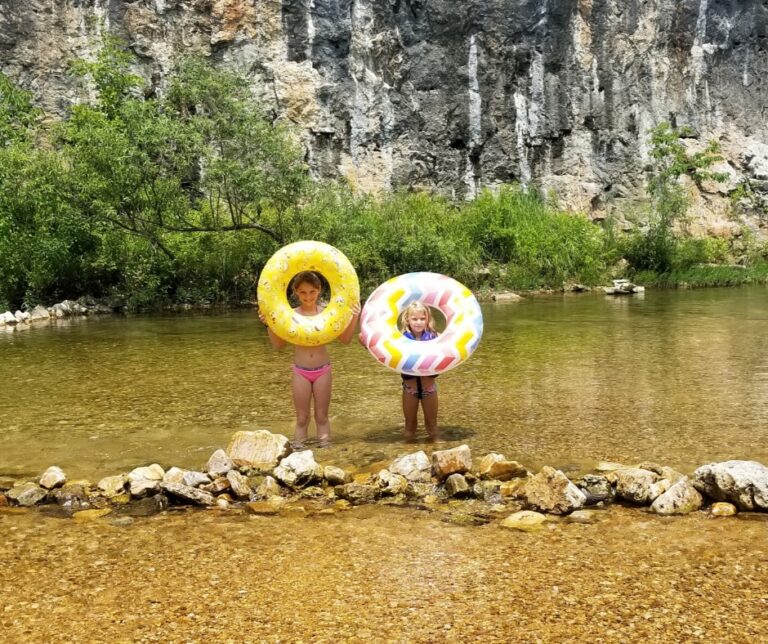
[[1, 431, 767, 531], [0, 297, 113, 329]]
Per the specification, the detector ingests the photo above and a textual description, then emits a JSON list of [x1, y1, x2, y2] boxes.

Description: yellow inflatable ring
[[257, 241, 360, 347], [359, 272, 483, 376]]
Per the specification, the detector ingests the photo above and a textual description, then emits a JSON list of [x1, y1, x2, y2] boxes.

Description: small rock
[[711, 502, 738, 517], [575, 474, 615, 504], [28, 305, 50, 321], [227, 470, 252, 499], [499, 478, 529, 499], [650, 477, 703, 515], [406, 481, 436, 499], [245, 501, 279, 515], [39, 466, 67, 490], [162, 467, 187, 485], [130, 479, 160, 498], [477, 453, 527, 481], [127, 464, 165, 483], [182, 471, 211, 488], [255, 476, 281, 499], [206, 449, 234, 477], [227, 430, 291, 470], [334, 482, 378, 505], [161, 482, 216, 506], [612, 468, 665, 505], [117, 494, 169, 517], [97, 474, 128, 498], [567, 510, 599, 524], [500, 510, 548, 532], [201, 478, 231, 495], [6, 483, 48, 507], [431, 445, 472, 480], [273, 451, 323, 488], [390, 451, 432, 482], [73, 508, 112, 522], [524, 467, 586, 515], [376, 470, 408, 496], [444, 473, 471, 497], [323, 465, 349, 486]]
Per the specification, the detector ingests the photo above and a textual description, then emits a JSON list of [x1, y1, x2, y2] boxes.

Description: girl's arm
[[337, 302, 361, 345], [259, 311, 288, 350]]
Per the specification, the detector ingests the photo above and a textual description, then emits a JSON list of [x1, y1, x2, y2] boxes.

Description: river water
[[2, 286, 768, 480]]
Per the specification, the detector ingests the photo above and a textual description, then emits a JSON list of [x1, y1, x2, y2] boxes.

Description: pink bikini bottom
[[293, 362, 332, 384]]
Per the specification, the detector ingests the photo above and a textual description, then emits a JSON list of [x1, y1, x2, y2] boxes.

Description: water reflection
[[2, 286, 768, 479]]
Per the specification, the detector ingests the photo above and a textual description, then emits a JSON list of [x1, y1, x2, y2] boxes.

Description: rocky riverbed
[[2, 431, 768, 640]]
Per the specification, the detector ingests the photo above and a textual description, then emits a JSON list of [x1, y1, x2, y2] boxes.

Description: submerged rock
[[444, 473, 471, 498], [254, 476, 281, 500], [334, 483, 378, 505], [576, 474, 615, 504], [710, 502, 738, 517], [500, 510, 548, 532], [693, 461, 768, 511]]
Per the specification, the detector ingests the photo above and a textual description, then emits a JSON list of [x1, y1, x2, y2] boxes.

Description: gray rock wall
[[2, 0, 767, 229]]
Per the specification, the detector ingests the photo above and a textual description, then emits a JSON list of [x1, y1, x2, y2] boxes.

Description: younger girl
[[259, 270, 359, 449], [400, 301, 440, 442]]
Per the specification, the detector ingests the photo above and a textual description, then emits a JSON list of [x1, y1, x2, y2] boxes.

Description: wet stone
[[334, 483, 378, 505], [127, 464, 164, 483], [245, 501, 279, 515], [390, 451, 432, 482], [50, 484, 90, 511], [161, 482, 216, 506], [73, 508, 112, 522], [477, 453, 528, 481], [227, 430, 291, 470], [444, 473, 471, 498], [711, 502, 738, 517], [693, 460, 768, 511], [130, 479, 160, 498], [407, 482, 436, 499], [39, 466, 66, 490], [7, 482, 47, 507], [255, 476, 281, 499], [376, 469, 408, 496], [182, 471, 210, 488], [201, 477, 231, 495], [273, 451, 323, 488], [206, 449, 234, 477], [650, 477, 703, 515], [323, 465, 349, 486], [524, 467, 586, 515], [567, 510, 600, 524], [576, 474, 615, 504], [611, 468, 665, 505], [116, 494, 169, 518], [432, 444, 472, 480], [226, 470, 252, 499], [0, 493, 7, 507], [162, 467, 186, 485], [97, 474, 127, 498], [500, 510, 548, 532]]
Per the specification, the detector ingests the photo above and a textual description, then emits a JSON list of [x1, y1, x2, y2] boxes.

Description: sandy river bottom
[[1, 504, 767, 642]]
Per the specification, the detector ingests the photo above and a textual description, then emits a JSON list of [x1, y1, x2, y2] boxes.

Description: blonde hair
[[399, 301, 436, 334]]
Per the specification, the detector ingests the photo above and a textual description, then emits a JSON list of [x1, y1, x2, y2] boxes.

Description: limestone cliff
[[1, 0, 767, 234]]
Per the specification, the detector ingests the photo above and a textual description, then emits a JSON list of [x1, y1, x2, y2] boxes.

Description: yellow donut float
[[257, 241, 360, 347]]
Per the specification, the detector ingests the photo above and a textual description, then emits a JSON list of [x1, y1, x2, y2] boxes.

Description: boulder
[[1, 311, 17, 325], [28, 305, 50, 322], [226, 430, 291, 470], [390, 451, 432, 482], [431, 445, 472, 480], [477, 453, 527, 481], [692, 460, 768, 511], [273, 451, 323, 488], [39, 466, 66, 490], [650, 477, 703, 515], [524, 466, 586, 515]]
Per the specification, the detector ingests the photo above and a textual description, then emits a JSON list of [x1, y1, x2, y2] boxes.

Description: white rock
[[127, 464, 165, 482], [226, 430, 291, 470], [650, 477, 703, 515], [323, 465, 349, 486], [130, 479, 160, 498], [227, 470, 252, 499], [431, 444, 472, 480], [28, 305, 51, 322], [162, 467, 187, 484], [273, 451, 323, 488], [693, 460, 768, 511], [97, 474, 127, 497], [390, 451, 432, 482], [182, 471, 210, 487], [2, 311, 17, 325], [39, 466, 66, 490], [207, 449, 234, 476], [375, 469, 408, 495]]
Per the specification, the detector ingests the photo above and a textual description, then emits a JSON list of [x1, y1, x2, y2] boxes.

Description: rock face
[[2, 1, 767, 228]]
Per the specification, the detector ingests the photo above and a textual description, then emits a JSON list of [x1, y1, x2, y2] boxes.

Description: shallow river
[[2, 286, 768, 480]]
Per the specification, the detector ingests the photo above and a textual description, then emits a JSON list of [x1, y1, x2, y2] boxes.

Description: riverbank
[[1, 503, 766, 642]]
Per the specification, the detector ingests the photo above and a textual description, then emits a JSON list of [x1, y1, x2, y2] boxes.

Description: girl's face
[[294, 282, 320, 307], [405, 310, 428, 334]]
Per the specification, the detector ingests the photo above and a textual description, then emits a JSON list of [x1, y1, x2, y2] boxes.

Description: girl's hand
[[258, 310, 267, 325], [351, 302, 361, 317]]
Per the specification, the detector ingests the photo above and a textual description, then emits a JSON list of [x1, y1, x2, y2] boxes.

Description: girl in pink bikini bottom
[[292, 363, 332, 383]]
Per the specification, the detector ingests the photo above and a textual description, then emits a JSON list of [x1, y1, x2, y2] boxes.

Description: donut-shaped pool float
[[257, 240, 360, 347], [360, 272, 483, 376]]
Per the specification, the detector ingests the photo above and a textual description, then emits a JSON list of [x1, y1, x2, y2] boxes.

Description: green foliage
[[625, 122, 729, 274], [460, 186, 607, 288], [0, 72, 40, 147]]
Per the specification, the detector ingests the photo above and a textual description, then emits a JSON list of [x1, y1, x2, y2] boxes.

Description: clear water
[[2, 286, 768, 480]]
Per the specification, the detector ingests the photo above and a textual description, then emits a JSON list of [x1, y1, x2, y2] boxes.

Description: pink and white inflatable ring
[[359, 272, 483, 377]]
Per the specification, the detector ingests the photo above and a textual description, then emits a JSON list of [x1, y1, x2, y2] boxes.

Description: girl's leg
[[292, 371, 313, 447], [402, 388, 419, 441], [312, 369, 333, 445], [422, 392, 439, 441]]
